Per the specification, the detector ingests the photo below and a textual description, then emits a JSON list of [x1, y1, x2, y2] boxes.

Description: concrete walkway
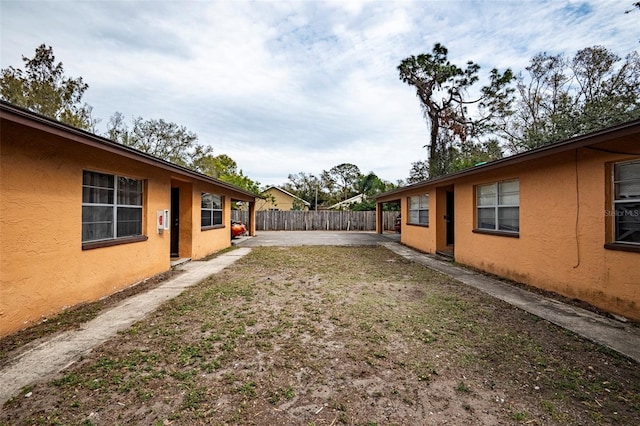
[[0, 248, 252, 405], [379, 242, 640, 363], [2, 232, 638, 406]]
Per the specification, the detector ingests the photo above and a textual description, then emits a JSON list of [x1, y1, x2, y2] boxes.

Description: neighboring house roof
[[0, 100, 259, 201], [262, 186, 311, 207], [377, 119, 640, 201], [329, 193, 365, 209]]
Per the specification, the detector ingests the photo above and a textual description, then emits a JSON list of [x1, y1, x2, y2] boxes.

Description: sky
[[1, 0, 638, 187]]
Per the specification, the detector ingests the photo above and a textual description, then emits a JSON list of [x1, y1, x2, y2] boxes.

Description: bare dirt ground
[[1, 246, 639, 425]]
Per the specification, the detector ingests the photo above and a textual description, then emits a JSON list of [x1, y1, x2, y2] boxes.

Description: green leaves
[[398, 43, 515, 179], [0, 44, 93, 129], [106, 113, 261, 194]]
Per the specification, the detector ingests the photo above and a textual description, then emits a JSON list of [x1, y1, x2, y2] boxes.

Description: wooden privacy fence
[[232, 210, 400, 232]]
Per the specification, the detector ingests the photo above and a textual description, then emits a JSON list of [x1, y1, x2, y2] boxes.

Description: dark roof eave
[[377, 119, 640, 201], [0, 101, 259, 200]]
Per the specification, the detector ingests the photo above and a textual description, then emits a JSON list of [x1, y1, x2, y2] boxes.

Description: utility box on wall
[[157, 210, 169, 233]]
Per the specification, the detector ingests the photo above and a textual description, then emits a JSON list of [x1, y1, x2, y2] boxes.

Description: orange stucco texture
[[1, 120, 245, 337], [383, 143, 639, 321]]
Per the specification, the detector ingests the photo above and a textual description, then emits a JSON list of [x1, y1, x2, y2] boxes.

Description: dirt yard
[[1, 246, 638, 425]]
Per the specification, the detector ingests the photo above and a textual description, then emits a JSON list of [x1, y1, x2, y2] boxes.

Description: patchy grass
[[0, 270, 178, 367], [1, 246, 639, 425]]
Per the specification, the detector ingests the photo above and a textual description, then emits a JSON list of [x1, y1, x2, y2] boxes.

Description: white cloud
[[1, 0, 637, 187]]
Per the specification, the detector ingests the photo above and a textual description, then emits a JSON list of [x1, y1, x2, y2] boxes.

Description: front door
[[170, 187, 180, 257], [445, 190, 455, 246]]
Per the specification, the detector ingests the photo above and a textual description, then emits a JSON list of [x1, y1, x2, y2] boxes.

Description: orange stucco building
[[0, 102, 257, 337], [377, 120, 640, 321]]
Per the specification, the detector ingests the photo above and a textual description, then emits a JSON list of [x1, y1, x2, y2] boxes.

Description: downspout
[[573, 148, 581, 269]]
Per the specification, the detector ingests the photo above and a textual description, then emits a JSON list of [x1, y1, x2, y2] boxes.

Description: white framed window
[[201, 193, 223, 228], [82, 171, 143, 242], [613, 160, 640, 245], [476, 180, 519, 233], [408, 194, 429, 225]]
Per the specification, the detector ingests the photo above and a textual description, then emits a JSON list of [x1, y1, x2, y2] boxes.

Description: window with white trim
[[408, 194, 429, 225], [613, 160, 640, 245], [82, 171, 143, 242], [476, 180, 519, 233], [201, 193, 223, 228]]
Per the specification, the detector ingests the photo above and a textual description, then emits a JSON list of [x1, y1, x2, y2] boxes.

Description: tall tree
[[191, 153, 237, 178], [450, 139, 503, 171], [398, 43, 514, 177], [192, 154, 261, 194], [351, 172, 397, 211], [106, 113, 212, 169], [284, 172, 323, 209], [0, 44, 94, 129], [107, 114, 259, 194], [357, 172, 386, 197], [407, 137, 502, 184], [571, 46, 640, 132], [505, 46, 640, 152], [322, 163, 362, 203], [408, 160, 429, 184]]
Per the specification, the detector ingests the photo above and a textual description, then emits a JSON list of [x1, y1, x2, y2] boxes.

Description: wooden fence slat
[[231, 210, 399, 232]]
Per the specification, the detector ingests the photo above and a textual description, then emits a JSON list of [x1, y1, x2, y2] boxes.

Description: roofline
[[328, 193, 365, 209], [0, 101, 258, 200], [263, 186, 312, 206], [377, 119, 640, 200]]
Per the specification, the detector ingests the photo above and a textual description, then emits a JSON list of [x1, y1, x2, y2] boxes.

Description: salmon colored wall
[[1, 121, 244, 337], [453, 147, 639, 320], [0, 125, 171, 336], [190, 182, 239, 259], [399, 188, 437, 253]]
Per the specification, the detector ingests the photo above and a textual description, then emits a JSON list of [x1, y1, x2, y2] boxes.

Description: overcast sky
[[1, 0, 638, 187]]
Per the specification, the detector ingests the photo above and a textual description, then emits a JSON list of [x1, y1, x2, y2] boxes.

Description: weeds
[[2, 246, 639, 425]]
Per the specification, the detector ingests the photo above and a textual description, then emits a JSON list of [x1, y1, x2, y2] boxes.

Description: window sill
[[407, 223, 429, 228], [82, 235, 148, 250], [201, 224, 225, 231], [604, 243, 640, 253], [472, 229, 519, 238]]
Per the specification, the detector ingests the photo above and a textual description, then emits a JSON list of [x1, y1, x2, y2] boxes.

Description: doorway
[[445, 190, 455, 246], [170, 187, 180, 258]]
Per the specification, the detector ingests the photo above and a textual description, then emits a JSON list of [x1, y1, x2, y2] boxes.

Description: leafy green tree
[[283, 172, 325, 210], [408, 160, 429, 184], [349, 172, 396, 211], [197, 154, 261, 194], [357, 172, 386, 197], [291, 198, 307, 211], [191, 153, 236, 178], [322, 163, 362, 203], [106, 114, 260, 195], [408, 138, 502, 183], [0, 44, 95, 129], [218, 171, 261, 195], [450, 139, 503, 171], [398, 43, 515, 177]]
